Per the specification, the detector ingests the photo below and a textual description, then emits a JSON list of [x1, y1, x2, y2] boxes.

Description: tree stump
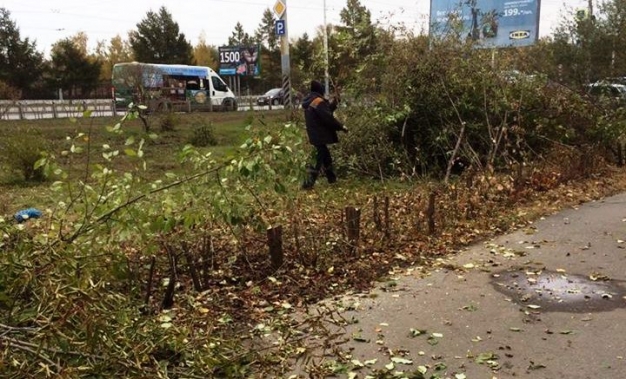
[[384, 196, 391, 240], [373, 196, 382, 230], [267, 225, 284, 270], [345, 206, 361, 255], [426, 191, 436, 235]]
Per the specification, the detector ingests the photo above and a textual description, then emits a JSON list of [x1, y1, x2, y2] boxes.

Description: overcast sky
[[1, 0, 591, 56]]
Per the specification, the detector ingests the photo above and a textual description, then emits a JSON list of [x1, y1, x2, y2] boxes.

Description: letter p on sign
[[275, 20, 286, 36]]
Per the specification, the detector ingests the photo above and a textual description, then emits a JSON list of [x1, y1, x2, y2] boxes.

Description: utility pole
[[323, 0, 330, 98]]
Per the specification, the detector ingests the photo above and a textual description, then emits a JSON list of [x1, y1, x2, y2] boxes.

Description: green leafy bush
[[188, 121, 217, 147], [0, 111, 310, 378], [158, 112, 179, 132], [333, 106, 405, 179], [0, 129, 48, 182], [342, 33, 614, 179]]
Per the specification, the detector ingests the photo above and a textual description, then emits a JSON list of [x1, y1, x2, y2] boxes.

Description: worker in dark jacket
[[301, 80, 347, 189]]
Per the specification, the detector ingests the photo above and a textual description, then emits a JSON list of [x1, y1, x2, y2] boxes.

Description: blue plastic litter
[[14, 208, 43, 223]]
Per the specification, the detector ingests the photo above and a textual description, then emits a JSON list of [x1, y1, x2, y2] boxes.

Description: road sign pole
[[323, 0, 329, 98], [275, 0, 291, 109]]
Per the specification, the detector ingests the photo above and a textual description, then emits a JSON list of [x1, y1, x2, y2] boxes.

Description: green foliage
[[228, 21, 254, 47], [158, 112, 179, 132], [0, 108, 310, 377], [0, 8, 44, 94], [188, 122, 217, 147], [548, 0, 626, 85], [0, 128, 49, 182], [333, 106, 404, 179], [337, 27, 622, 179], [129, 6, 194, 64], [48, 38, 102, 98]]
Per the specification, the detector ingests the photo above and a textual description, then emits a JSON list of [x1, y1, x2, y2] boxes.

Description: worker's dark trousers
[[303, 144, 336, 189]]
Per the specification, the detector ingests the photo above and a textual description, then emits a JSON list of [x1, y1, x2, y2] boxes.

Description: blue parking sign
[[275, 20, 286, 36]]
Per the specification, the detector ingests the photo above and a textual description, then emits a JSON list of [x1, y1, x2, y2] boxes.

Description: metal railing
[[0, 99, 118, 120]]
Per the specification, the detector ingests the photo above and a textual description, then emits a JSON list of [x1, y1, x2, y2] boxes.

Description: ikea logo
[[509, 30, 531, 40]]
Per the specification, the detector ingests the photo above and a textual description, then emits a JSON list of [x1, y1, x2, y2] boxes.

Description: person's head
[[310, 80, 324, 95]]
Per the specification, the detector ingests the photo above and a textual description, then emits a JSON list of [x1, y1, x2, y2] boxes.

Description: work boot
[[302, 167, 319, 190], [325, 166, 337, 184]]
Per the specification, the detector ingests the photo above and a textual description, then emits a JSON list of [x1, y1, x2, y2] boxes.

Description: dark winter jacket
[[302, 91, 344, 146]]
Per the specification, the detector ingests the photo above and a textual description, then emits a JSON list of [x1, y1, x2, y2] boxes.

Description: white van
[[112, 62, 237, 112]]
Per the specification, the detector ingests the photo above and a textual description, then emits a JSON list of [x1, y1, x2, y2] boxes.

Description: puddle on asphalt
[[491, 269, 626, 313]]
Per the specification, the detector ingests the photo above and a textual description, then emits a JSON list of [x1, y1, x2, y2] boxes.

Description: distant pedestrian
[[301, 80, 347, 190]]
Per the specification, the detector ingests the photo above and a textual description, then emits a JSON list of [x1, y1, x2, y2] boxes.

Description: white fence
[[0, 99, 118, 120], [0, 97, 287, 121]]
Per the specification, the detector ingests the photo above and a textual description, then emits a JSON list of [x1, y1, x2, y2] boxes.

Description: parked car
[[586, 82, 626, 103], [256, 88, 302, 106]]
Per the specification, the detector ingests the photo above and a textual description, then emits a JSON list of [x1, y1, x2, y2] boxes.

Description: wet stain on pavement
[[491, 269, 626, 313]]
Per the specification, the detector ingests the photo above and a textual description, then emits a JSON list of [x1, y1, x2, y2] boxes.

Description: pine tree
[[0, 8, 44, 94], [129, 6, 194, 64]]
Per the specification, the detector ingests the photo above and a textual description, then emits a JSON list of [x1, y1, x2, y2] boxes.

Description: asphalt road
[[295, 192, 626, 378]]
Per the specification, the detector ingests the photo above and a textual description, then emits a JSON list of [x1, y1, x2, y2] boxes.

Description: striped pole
[[279, 0, 291, 108]]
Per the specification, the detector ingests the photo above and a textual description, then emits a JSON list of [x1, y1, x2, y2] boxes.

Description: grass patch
[[0, 110, 291, 215]]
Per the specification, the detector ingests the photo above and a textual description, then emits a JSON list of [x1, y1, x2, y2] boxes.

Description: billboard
[[218, 45, 261, 76], [430, 0, 540, 48]]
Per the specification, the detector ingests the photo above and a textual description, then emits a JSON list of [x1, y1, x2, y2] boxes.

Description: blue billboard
[[430, 0, 540, 47]]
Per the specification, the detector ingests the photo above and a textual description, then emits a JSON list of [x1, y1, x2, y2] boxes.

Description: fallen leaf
[[475, 352, 498, 364], [391, 357, 413, 365], [351, 359, 364, 368], [528, 361, 547, 370], [461, 304, 478, 311]]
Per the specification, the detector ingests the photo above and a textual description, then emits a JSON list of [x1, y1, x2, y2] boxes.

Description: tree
[[49, 39, 101, 98], [291, 33, 315, 91], [255, 9, 280, 89], [292, 33, 314, 74], [129, 6, 194, 64], [228, 22, 254, 46], [95, 35, 133, 81], [70, 31, 89, 56], [0, 8, 44, 95], [193, 32, 218, 69], [335, 0, 378, 84], [255, 8, 279, 51], [544, 0, 626, 86]]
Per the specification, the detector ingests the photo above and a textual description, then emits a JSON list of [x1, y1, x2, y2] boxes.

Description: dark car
[[586, 82, 626, 103], [256, 88, 302, 106]]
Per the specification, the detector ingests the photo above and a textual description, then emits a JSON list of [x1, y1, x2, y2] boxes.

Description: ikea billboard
[[430, 0, 540, 47]]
